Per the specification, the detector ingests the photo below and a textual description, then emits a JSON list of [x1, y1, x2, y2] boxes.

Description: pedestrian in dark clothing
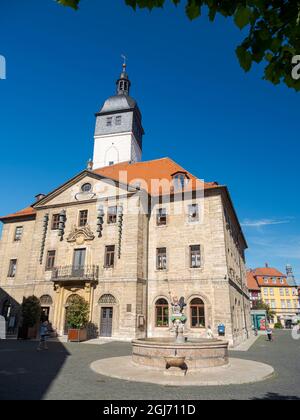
[[37, 321, 49, 351], [266, 327, 273, 342]]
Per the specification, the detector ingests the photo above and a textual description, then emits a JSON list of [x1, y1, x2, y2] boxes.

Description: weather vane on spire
[[121, 54, 127, 71]]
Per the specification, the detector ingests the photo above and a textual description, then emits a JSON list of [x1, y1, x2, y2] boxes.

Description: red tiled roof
[[0, 158, 219, 221], [0, 206, 36, 222], [246, 271, 260, 291], [252, 267, 286, 277], [251, 267, 289, 287], [93, 158, 219, 196]]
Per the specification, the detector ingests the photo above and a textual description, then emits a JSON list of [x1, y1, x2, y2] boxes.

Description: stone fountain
[[91, 294, 275, 385], [132, 296, 229, 374]]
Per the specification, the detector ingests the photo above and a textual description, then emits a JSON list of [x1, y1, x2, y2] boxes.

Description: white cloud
[[241, 218, 293, 228]]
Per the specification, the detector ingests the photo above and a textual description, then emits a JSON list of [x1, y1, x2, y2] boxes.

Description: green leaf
[[234, 6, 252, 30], [56, 0, 80, 9], [186, 0, 201, 21], [236, 46, 252, 72]]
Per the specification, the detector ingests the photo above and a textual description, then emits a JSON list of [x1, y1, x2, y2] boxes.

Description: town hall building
[[0, 64, 251, 346]]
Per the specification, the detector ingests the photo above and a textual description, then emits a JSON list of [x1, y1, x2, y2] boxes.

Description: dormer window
[[172, 172, 189, 191], [106, 117, 112, 127]]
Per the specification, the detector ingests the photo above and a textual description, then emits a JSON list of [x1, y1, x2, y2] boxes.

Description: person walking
[[37, 320, 49, 351], [266, 326, 273, 342]]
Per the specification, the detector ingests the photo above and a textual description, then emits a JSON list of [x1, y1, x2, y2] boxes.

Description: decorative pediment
[[67, 225, 95, 245]]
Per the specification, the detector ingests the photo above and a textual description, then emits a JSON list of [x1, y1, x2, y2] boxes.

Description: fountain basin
[[132, 338, 229, 371], [164, 356, 186, 369]]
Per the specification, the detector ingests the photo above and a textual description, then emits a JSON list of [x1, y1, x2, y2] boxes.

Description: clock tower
[[93, 63, 144, 169]]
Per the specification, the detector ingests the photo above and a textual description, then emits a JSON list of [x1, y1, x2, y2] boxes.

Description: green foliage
[[21, 296, 41, 328], [252, 299, 275, 319], [55, 0, 300, 91], [66, 296, 89, 329], [57, 0, 80, 9], [274, 322, 283, 329]]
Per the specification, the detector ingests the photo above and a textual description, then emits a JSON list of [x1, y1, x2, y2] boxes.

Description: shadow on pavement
[[0, 339, 70, 400], [251, 392, 300, 401]]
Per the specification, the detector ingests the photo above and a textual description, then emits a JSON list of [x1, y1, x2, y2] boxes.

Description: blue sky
[[0, 0, 299, 280]]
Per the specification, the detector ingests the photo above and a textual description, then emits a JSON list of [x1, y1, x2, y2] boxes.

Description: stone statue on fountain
[[171, 296, 187, 343]]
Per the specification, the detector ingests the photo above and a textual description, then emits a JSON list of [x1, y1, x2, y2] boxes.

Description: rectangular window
[[115, 116, 122, 126], [156, 208, 167, 226], [280, 288, 284, 296], [188, 204, 199, 222], [287, 300, 292, 309], [156, 303, 169, 327], [14, 226, 23, 241], [8, 259, 17, 277], [285, 288, 290, 296], [104, 245, 115, 268], [190, 245, 201, 268], [263, 288, 268, 296], [106, 117, 112, 127], [272, 278, 277, 285], [46, 250, 56, 271], [271, 300, 276, 309], [126, 304, 132, 313], [51, 214, 60, 230], [264, 277, 268, 284], [281, 300, 286, 309], [269, 288, 274, 296], [107, 206, 117, 224], [156, 248, 167, 270], [79, 210, 88, 227]]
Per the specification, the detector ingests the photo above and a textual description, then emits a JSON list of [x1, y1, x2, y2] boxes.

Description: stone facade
[[0, 169, 251, 346]]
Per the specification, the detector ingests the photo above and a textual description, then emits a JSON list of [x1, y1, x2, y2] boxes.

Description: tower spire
[[116, 55, 131, 96]]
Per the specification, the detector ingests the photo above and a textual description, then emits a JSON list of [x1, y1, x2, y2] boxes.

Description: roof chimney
[[265, 262, 269, 268], [35, 193, 45, 202]]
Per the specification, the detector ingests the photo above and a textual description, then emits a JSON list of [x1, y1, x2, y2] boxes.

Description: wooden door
[[100, 307, 113, 337]]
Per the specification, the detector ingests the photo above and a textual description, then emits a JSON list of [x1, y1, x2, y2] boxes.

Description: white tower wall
[[93, 132, 142, 169]]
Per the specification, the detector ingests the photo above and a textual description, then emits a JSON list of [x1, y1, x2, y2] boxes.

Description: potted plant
[[19, 296, 41, 340], [66, 296, 89, 342]]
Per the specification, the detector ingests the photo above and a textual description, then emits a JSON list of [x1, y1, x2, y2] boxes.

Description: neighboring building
[[246, 270, 261, 309], [247, 264, 299, 327], [0, 64, 251, 346]]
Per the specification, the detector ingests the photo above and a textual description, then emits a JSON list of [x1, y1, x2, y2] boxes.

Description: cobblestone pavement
[[0, 330, 299, 400]]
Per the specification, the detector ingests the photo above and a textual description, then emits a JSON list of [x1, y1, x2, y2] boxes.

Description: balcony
[[51, 265, 99, 284]]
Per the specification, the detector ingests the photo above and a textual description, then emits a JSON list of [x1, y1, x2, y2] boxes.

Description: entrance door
[[72, 249, 86, 277], [41, 307, 50, 322], [100, 307, 113, 337]]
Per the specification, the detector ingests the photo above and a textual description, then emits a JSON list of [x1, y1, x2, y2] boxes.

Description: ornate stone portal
[[67, 225, 95, 245]]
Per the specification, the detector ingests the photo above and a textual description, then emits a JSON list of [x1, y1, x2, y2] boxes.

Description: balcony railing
[[51, 265, 99, 282]]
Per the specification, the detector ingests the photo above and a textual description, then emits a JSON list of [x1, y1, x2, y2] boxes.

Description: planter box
[[68, 328, 87, 342]]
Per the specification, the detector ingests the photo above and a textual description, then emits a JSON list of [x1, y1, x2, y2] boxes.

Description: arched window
[[40, 295, 53, 306], [190, 298, 205, 328], [99, 294, 117, 305], [1, 300, 11, 320], [155, 298, 169, 327]]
